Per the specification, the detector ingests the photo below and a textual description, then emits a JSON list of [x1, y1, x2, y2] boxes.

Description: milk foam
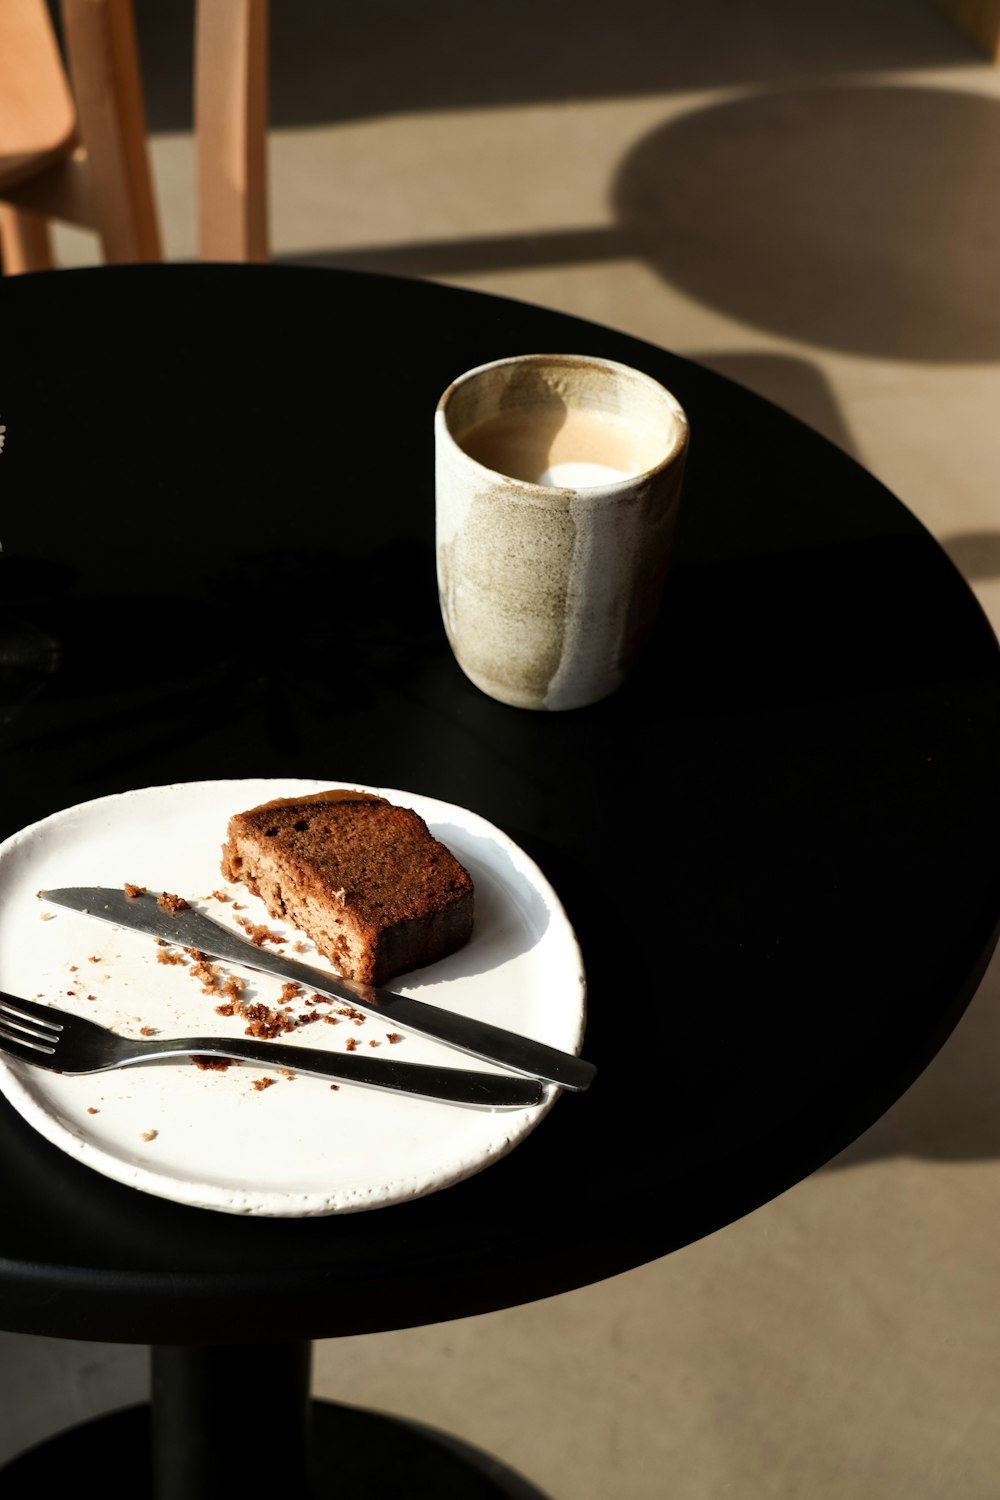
[[535, 460, 632, 488]]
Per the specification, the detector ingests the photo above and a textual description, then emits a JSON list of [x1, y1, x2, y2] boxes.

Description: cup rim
[[435, 352, 690, 493]]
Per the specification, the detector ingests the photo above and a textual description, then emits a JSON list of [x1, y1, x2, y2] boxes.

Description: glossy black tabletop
[[1, 263, 999, 1346]]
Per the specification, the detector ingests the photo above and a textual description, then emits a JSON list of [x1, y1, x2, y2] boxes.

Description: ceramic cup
[[435, 352, 690, 711]]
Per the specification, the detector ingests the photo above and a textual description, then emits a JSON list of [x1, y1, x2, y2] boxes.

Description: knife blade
[[40, 887, 596, 1091]]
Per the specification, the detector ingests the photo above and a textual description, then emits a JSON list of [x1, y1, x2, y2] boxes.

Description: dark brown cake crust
[[220, 790, 475, 985]]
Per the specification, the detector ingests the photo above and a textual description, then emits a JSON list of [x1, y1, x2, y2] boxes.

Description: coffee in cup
[[435, 352, 690, 711]]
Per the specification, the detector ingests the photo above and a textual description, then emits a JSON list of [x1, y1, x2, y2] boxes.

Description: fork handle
[[110, 1035, 543, 1108]]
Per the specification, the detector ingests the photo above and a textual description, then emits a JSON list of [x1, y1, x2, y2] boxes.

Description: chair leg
[[195, 0, 270, 262], [59, 0, 162, 264], [0, 205, 55, 274]]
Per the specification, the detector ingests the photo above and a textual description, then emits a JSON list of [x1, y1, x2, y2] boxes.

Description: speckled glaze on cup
[[435, 353, 690, 711]]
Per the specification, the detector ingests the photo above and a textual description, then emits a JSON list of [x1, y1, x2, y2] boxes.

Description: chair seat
[[0, 0, 77, 192]]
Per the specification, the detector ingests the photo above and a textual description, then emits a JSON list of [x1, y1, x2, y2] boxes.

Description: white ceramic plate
[[0, 778, 586, 1217]]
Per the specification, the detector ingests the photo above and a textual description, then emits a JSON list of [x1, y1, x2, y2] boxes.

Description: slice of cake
[[219, 788, 474, 985]]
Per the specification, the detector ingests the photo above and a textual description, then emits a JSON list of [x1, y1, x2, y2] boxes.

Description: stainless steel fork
[[0, 991, 544, 1108]]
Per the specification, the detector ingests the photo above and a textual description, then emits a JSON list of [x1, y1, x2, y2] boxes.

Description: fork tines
[[0, 995, 61, 1054]]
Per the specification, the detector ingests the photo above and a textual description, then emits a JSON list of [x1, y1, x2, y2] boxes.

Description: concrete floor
[[5, 1, 1000, 1494]]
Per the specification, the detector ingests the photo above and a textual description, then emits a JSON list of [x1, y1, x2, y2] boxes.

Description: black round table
[[1, 263, 999, 1497]]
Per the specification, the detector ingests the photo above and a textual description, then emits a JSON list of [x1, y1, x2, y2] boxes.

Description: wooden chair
[[195, 0, 269, 263], [0, 0, 161, 273], [0, 0, 269, 274], [935, 0, 1000, 62]]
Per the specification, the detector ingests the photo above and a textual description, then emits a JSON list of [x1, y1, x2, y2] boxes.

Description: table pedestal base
[[0, 1344, 549, 1499]]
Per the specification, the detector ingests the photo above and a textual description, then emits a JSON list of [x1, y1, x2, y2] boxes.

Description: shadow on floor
[[0, 1332, 147, 1469], [827, 940, 1000, 1170], [680, 352, 859, 457], [124, 0, 979, 132], [940, 531, 1000, 582], [279, 76, 1000, 366], [612, 82, 1000, 362]]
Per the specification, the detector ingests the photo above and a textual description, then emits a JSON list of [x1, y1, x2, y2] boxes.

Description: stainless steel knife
[[40, 887, 596, 1091]]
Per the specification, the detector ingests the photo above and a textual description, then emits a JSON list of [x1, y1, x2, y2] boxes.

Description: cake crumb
[[211, 890, 230, 902], [192, 1056, 232, 1071], [235, 917, 286, 947], [329, 1083, 339, 1091], [386, 1032, 401, 1044], [242, 1001, 298, 1040], [139, 1026, 156, 1037], [190, 959, 221, 994], [40, 912, 53, 921], [87, 1106, 98, 1114], [252, 1077, 274, 1091], [158, 891, 188, 912], [124, 883, 146, 899], [345, 1036, 357, 1052], [141, 1129, 158, 1142]]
